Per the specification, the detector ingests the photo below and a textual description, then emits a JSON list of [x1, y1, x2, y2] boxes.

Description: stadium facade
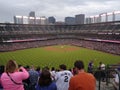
[[0, 20, 120, 55]]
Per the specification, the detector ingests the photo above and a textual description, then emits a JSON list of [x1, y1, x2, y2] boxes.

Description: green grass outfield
[[0, 45, 120, 70]]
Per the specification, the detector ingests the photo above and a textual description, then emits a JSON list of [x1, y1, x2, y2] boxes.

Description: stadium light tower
[[90, 16, 94, 23], [114, 11, 120, 14], [14, 16, 23, 24], [23, 16, 28, 24], [114, 11, 120, 21], [23, 16, 28, 19], [94, 15, 99, 23], [107, 12, 115, 21], [99, 12, 107, 22]]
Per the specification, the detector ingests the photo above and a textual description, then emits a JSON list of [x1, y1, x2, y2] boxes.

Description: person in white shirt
[[99, 62, 106, 81], [50, 67, 56, 81], [55, 64, 73, 90], [99, 62, 105, 70], [113, 74, 119, 90], [113, 68, 120, 90]]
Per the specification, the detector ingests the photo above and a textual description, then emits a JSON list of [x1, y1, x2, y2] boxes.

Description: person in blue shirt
[[87, 60, 94, 73], [36, 69, 57, 90]]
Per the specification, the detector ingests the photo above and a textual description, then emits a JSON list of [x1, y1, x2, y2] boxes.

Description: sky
[[0, 0, 120, 23]]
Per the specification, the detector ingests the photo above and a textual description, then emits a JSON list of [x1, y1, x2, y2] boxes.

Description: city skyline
[[0, 0, 120, 23]]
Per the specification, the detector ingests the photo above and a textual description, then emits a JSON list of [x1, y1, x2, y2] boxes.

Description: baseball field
[[0, 45, 120, 70]]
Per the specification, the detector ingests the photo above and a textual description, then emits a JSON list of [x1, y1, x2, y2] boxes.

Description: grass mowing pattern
[[0, 45, 120, 70]]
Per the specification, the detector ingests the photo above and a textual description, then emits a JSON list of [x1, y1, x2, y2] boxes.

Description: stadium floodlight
[[114, 11, 120, 14], [29, 17, 35, 19], [107, 12, 113, 15], [16, 16, 22, 18], [41, 17, 46, 20], [90, 16, 95, 18], [94, 15, 99, 17], [23, 16, 28, 19], [36, 17, 41, 19], [101, 13, 106, 17]]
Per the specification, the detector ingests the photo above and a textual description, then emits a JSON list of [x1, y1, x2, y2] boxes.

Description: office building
[[29, 11, 35, 17], [75, 14, 85, 24], [48, 16, 56, 24], [65, 17, 75, 25]]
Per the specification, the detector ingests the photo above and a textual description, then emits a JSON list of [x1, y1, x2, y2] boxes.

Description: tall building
[[85, 17, 92, 24], [65, 17, 75, 25], [48, 16, 56, 24], [29, 11, 35, 17], [14, 16, 23, 24], [75, 14, 85, 24]]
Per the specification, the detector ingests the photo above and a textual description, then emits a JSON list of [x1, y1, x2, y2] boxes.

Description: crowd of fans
[[71, 39, 120, 55], [0, 59, 120, 90], [0, 38, 120, 55], [0, 60, 97, 90]]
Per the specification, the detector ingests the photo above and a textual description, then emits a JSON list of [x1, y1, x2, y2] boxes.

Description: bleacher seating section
[[0, 21, 120, 55]]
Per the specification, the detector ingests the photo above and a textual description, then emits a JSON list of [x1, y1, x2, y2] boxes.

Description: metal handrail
[[94, 68, 120, 90]]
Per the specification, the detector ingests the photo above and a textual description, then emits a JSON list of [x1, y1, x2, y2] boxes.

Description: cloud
[[0, 0, 120, 22]]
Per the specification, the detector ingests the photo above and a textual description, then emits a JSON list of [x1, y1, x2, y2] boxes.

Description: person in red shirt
[[68, 60, 96, 90]]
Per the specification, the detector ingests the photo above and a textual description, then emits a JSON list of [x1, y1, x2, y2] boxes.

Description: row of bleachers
[[0, 21, 120, 35], [0, 21, 120, 44], [0, 33, 119, 44], [0, 29, 119, 35]]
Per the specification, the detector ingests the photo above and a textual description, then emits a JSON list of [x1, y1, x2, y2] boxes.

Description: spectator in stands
[[36, 66, 41, 76], [55, 64, 73, 90], [28, 65, 39, 90], [0, 65, 4, 89], [99, 62, 105, 70], [50, 67, 56, 81], [68, 60, 96, 90], [0, 60, 29, 90], [36, 69, 57, 90], [87, 60, 94, 74], [113, 67, 120, 90], [22, 65, 30, 86], [72, 67, 77, 75], [113, 74, 119, 90], [98, 62, 106, 81], [0, 77, 3, 90]]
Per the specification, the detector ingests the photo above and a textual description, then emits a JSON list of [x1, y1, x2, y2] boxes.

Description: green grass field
[[0, 45, 120, 70]]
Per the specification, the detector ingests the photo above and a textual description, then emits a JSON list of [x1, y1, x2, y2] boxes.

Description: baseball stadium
[[0, 20, 120, 90]]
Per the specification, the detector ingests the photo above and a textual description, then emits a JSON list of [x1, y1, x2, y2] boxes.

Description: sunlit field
[[0, 45, 120, 70]]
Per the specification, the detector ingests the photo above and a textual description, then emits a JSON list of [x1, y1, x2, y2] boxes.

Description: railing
[[94, 65, 120, 90]]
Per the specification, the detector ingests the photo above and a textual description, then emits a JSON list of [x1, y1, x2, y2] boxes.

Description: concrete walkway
[[96, 81, 115, 90]]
